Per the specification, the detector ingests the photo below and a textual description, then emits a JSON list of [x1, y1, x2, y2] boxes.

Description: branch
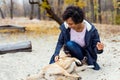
[[29, 0, 63, 25], [29, 0, 42, 7], [29, 0, 39, 4]]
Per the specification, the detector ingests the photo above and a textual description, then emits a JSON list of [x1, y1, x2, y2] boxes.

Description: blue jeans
[[65, 41, 100, 70], [64, 41, 85, 60]]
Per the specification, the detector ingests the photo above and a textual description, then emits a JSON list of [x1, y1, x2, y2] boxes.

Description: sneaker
[[93, 62, 100, 70], [87, 65, 94, 68]]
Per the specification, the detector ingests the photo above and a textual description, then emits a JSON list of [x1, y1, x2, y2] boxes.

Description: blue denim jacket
[[49, 20, 103, 64]]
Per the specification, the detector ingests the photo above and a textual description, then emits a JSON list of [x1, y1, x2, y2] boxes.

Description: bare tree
[[98, 0, 102, 23], [10, 0, 13, 19], [23, 0, 31, 17], [29, 0, 63, 25], [23, 0, 27, 17], [37, 0, 41, 19], [0, 7, 5, 19], [116, 0, 120, 14], [90, 0, 95, 22], [30, 0, 34, 19], [57, 0, 63, 19]]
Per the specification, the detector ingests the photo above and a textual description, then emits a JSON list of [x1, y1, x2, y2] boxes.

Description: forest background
[[0, 0, 120, 25]]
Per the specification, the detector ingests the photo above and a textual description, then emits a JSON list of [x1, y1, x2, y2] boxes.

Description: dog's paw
[[75, 60, 82, 66]]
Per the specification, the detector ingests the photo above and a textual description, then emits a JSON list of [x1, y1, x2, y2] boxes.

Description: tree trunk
[[45, 8, 63, 25], [30, 0, 34, 20], [0, 8, 5, 19], [0, 41, 32, 54], [37, 0, 41, 19], [90, 0, 95, 22], [116, 0, 120, 14], [23, 0, 27, 17], [44, 0, 63, 25], [10, 0, 13, 19], [98, 0, 102, 23], [29, 0, 63, 25], [37, 5, 41, 19], [57, 0, 61, 17]]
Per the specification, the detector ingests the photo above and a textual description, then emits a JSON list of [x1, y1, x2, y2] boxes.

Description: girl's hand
[[54, 56, 59, 62], [96, 42, 104, 50]]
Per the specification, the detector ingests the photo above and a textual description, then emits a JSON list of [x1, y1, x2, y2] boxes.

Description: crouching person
[[49, 5, 104, 70]]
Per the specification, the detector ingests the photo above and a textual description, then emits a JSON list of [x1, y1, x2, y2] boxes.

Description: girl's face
[[66, 17, 82, 31]]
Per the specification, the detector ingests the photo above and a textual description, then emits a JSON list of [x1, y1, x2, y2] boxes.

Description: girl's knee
[[66, 41, 76, 47]]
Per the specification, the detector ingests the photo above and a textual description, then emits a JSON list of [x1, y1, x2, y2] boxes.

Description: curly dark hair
[[62, 6, 84, 24]]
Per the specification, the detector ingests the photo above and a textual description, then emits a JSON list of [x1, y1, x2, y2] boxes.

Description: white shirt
[[70, 25, 86, 47]]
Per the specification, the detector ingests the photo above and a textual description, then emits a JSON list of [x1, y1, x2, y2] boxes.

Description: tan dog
[[26, 56, 82, 80]]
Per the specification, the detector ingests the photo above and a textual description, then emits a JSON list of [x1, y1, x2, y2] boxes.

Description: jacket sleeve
[[49, 24, 65, 64], [54, 31, 64, 56], [92, 29, 103, 54]]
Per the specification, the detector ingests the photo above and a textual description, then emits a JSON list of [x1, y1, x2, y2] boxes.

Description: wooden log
[[0, 25, 26, 32], [0, 41, 32, 54]]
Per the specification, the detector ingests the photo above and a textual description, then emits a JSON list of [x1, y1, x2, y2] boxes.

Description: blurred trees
[[90, 0, 95, 22], [116, 0, 120, 24], [0, 8, 4, 18], [29, 0, 63, 25], [0, 0, 120, 25], [29, 0, 34, 20], [10, 0, 13, 19], [98, 0, 102, 23]]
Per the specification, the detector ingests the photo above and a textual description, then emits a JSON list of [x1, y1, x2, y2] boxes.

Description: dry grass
[[94, 23, 120, 39], [0, 18, 119, 39], [0, 18, 60, 37]]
